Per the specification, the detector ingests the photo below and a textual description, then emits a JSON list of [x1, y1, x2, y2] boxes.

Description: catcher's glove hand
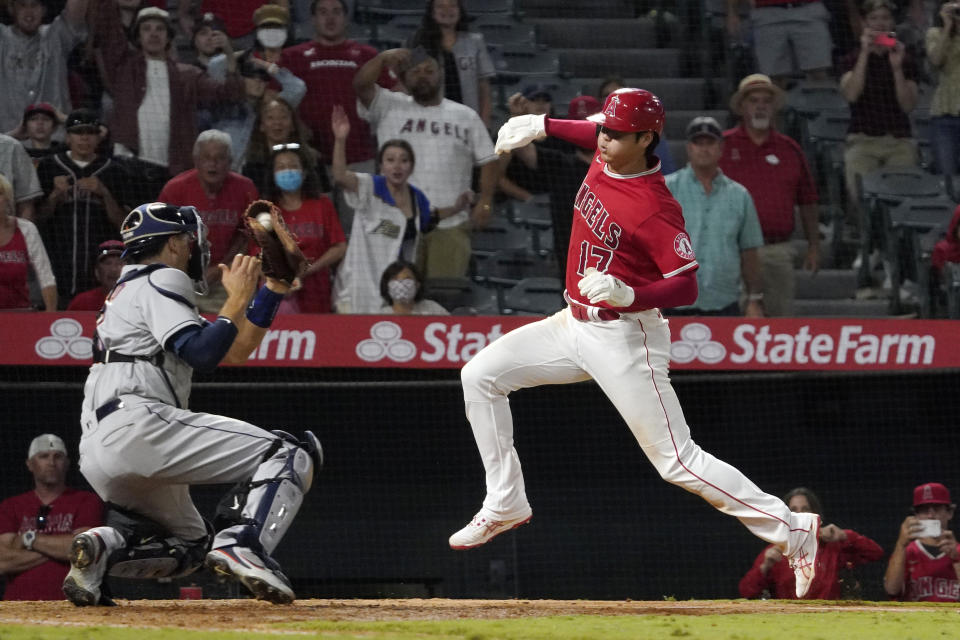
[[244, 200, 308, 286]]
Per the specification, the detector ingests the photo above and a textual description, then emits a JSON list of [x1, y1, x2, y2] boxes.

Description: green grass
[[3, 610, 960, 640]]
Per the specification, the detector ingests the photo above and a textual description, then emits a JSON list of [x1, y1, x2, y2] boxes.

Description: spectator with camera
[[884, 482, 960, 601], [36, 109, 128, 308], [839, 0, 919, 227], [0, 434, 102, 600], [739, 487, 883, 599], [926, 0, 960, 196]]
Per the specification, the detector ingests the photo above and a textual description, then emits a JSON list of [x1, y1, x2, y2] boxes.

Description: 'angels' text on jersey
[[398, 119, 471, 144], [573, 183, 622, 250]]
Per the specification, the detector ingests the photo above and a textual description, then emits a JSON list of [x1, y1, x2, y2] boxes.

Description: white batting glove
[[494, 114, 547, 154], [577, 268, 635, 307]]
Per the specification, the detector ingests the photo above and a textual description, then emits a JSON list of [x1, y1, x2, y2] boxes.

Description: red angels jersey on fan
[[564, 151, 697, 312], [902, 540, 960, 601]]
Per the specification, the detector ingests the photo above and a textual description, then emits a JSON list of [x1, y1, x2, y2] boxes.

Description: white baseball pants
[[461, 307, 806, 553]]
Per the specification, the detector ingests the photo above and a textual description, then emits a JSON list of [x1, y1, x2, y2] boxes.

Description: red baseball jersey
[[278, 197, 345, 313], [565, 152, 697, 312], [898, 540, 960, 602], [0, 488, 103, 600], [0, 223, 30, 310], [158, 170, 259, 266]]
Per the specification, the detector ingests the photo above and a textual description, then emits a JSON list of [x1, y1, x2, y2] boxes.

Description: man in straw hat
[[719, 73, 820, 317]]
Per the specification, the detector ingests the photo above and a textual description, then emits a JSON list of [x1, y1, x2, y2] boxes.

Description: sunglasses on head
[[271, 143, 300, 152], [36, 504, 51, 531]]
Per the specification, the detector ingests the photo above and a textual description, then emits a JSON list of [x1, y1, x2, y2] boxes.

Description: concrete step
[[793, 298, 892, 317], [530, 18, 657, 48], [517, 0, 636, 18], [557, 48, 682, 78], [795, 268, 860, 300], [570, 77, 716, 111]]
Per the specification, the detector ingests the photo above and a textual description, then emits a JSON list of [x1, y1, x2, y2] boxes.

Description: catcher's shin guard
[[213, 430, 320, 555]]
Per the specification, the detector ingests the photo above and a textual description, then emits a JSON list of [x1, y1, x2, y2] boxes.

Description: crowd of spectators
[[0, 0, 959, 316]]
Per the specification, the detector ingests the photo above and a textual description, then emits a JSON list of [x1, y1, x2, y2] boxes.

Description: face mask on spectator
[[388, 278, 417, 304], [274, 169, 303, 192], [257, 28, 287, 49]]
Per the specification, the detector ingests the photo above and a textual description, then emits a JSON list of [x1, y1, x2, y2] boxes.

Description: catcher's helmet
[[587, 88, 664, 135], [121, 202, 211, 295]]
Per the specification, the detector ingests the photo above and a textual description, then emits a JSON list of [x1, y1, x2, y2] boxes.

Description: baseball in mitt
[[244, 200, 309, 286]]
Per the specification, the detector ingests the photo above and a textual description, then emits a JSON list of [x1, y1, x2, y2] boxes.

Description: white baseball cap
[[27, 434, 67, 459]]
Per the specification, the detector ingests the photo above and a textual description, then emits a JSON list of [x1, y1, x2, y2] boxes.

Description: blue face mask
[[274, 169, 303, 192]]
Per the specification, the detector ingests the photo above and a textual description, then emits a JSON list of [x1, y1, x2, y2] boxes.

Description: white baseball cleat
[[205, 546, 295, 604], [62, 532, 110, 606], [449, 512, 532, 550], [787, 512, 821, 598]]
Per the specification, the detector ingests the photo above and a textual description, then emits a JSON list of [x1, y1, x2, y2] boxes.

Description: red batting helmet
[[587, 88, 664, 135]]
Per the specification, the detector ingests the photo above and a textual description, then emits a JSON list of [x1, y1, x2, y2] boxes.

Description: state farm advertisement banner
[[4, 312, 959, 371]]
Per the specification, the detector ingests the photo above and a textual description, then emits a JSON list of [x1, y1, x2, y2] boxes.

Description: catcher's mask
[[121, 202, 211, 295]]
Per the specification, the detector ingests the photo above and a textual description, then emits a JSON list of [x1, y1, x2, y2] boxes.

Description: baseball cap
[[913, 482, 952, 507], [729, 73, 786, 115], [567, 95, 601, 120], [685, 116, 723, 141], [135, 6, 170, 28], [97, 239, 125, 262], [522, 84, 553, 102], [253, 3, 289, 27], [23, 102, 57, 122], [65, 109, 102, 133], [193, 11, 226, 36], [28, 434, 67, 460]]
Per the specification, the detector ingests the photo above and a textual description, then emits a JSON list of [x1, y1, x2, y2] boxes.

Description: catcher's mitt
[[244, 200, 308, 285]]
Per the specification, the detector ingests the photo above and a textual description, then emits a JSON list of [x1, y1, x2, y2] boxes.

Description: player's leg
[[452, 310, 590, 549], [74, 402, 320, 603], [580, 313, 820, 595]]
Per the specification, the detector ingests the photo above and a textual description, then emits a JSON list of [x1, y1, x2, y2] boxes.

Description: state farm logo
[[670, 322, 726, 364], [35, 319, 92, 360], [356, 321, 416, 363]]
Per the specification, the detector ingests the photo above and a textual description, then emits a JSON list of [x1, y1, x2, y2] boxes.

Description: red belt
[[568, 303, 620, 322]]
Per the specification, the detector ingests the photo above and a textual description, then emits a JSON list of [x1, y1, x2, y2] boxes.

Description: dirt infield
[[0, 599, 941, 631]]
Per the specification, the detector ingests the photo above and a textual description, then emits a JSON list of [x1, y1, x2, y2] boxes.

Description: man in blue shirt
[[665, 116, 765, 316]]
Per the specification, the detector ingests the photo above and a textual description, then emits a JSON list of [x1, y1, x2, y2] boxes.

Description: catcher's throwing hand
[[494, 114, 547, 155], [577, 267, 635, 307], [244, 200, 309, 286], [219, 253, 261, 301]]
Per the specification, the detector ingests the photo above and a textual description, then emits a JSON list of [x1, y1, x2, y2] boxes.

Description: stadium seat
[[423, 277, 500, 315], [887, 197, 956, 315], [496, 44, 561, 78], [557, 48, 681, 79], [355, 0, 423, 22], [501, 277, 564, 315], [471, 15, 535, 46], [471, 216, 531, 258], [465, 0, 514, 14], [475, 247, 560, 287], [529, 17, 658, 49], [511, 195, 553, 256]]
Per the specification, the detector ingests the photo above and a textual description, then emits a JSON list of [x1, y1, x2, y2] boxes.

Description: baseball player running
[[63, 202, 321, 606], [449, 89, 821, 597]]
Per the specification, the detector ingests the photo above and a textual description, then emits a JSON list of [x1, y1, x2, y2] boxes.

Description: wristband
[[22, 530, 36, 550], [245, 285, 285, 328]]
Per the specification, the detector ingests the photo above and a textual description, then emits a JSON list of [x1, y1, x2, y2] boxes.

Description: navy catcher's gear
[[121, 203, 211, 295]]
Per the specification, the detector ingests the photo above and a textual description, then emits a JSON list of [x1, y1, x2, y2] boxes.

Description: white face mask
[[257, 27, 287, 49], [388, 278, 418, 304]]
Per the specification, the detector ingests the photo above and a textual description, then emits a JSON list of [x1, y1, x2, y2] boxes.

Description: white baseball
[[256, 212, 273, 231]]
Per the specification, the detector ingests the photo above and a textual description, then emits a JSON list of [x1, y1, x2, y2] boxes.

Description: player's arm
[[0, 532, 48, 574], [578, 269, 698, 310], [494, 117, 597, 156]]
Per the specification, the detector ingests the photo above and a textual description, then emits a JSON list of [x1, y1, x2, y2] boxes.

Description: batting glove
[[494, 114, 547, 154], [577, 268, 635, 307]]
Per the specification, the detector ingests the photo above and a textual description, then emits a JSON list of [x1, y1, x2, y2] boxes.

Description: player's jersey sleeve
[[632, 211, 698, 278], [357, 84, 401, 126], [141, 268, 203, 348]]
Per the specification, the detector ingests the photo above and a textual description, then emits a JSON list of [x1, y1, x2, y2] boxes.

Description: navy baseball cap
[[685, 116, 723, 141], [523, 84, 553, 102], [65, 109, 102, 133], [193, 11, 226, 36]]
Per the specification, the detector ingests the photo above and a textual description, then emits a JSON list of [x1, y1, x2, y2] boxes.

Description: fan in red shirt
[[267, 144, 345, 312], [66, 240, 125, 312], [0, 434, 102, 601], [280, 0, 395, 166], [448, 88, 823, 599], [885, 482, 960, 602], [739, 487, 883, 599]]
